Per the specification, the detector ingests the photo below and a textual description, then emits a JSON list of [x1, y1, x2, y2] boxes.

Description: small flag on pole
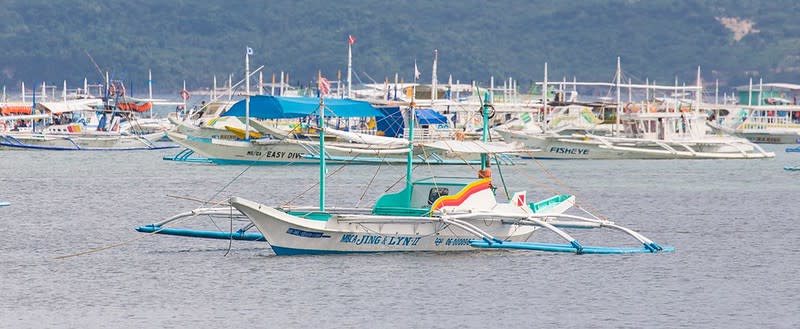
[[414, 60, 421, 80], [246, 47, 253, 55], [348, 35, 356, 45], [318, 77, 331, 95]]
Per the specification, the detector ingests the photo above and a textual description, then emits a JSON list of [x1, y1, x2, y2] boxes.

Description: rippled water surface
[[1, 145, 798, 328]]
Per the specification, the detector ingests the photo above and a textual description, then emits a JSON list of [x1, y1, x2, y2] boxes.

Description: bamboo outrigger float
[[136, 68, 673, 256]]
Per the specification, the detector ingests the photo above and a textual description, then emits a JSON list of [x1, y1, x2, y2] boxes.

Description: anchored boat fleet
[[7, 52, 800, 255]]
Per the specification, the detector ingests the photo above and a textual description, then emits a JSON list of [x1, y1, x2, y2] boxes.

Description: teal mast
[[481, 91, 490, 170]]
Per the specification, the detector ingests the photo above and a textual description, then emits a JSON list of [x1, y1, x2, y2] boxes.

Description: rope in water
[[53, 148, 272, 260]]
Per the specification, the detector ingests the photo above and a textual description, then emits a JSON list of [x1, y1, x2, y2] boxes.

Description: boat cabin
[[372, 176, 476, 216]]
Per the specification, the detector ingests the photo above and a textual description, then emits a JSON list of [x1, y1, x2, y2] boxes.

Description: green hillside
[[1, 0, 798, 94]]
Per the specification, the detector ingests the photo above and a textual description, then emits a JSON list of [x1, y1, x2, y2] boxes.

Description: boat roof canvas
[[37, 99, 99, 114], [222, 96, 383, 119], [735, 83, 800, 91]]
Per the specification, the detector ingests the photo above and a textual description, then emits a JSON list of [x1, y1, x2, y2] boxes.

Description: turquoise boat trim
[[286, 211, 332, 221], [469, 240, 675, 254], [0, 201, 9, 207], [135, 225, 265, 241], [784, 165, 800, 171], [529, 194, 572, 213]]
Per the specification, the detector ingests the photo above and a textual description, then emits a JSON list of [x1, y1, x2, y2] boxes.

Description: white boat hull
[[496, 128, 774, 159], [0, 131, 170, 151], [229, 197, 556, 255]]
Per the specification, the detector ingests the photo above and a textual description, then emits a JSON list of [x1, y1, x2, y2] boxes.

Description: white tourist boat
[[709, 82, 800, 144], [496, 60, 774, 159], [137, 85, 673, 256], [0, 99, 172, 151]]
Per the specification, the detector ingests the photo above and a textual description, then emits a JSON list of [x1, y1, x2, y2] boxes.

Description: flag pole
[[318, 70, 326, 212], [245, 47, 251, 140]]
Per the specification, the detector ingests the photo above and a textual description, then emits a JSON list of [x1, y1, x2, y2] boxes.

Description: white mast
[[148, 69, 153, 100], [695, 66, 702, 114], [212, 75, 217, 99], [347, 37, 353, 98], [628, 78, 632, 103], [63, 80, 67, 101], [431, 49, 438, 104], [748, 77, 753, 106], [228, 74, 233, 100], [271, 73, 276, 95], [105, 71, 110, 97], [542, 62, 548, 132], [245, 47, 252, 140], [758, 78, 763, 106], [279, 71, 285, 96], [259, 71, 264, 95], [615, 57, 621, 135], [41, 82, 46, 101], [83, 78, 88, 97], [21, 82, 25, 102], [183, 80, 187, 119]]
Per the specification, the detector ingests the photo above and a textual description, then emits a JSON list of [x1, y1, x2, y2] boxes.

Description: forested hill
[[1, 0, 799, 93]]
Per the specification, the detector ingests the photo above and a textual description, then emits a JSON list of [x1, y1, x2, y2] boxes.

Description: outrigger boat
[[0, 201, 9, 207], [0, 95, 174, 151], [496, 60, 773, 159], [709, 82, 800, 144], [137, 81, 673, 256]]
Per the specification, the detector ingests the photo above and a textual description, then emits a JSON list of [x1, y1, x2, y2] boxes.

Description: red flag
[[318, 77, 331, 95], [348, 35, 356, 45]]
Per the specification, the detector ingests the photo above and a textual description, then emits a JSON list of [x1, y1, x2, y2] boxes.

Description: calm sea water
[[1, 145, 798, 328]]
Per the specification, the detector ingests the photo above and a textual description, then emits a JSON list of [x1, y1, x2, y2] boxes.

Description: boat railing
[[403, 127, 461, 142], [742, 116, 797, 130]]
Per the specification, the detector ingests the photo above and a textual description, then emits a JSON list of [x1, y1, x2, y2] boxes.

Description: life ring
[[0, 121, 7, 132], [108, 84, 116, 96], [180, 89, 190, 100]]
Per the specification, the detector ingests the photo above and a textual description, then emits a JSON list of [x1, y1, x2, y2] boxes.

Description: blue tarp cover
[[222, 96, 383, 119], [415, 109, 447, 125]]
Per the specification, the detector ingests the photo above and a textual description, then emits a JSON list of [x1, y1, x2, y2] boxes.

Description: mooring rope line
[[53, 148, 273, 260]]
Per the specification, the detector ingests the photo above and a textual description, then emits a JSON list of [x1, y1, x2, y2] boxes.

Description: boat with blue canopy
[[164, 95, 516, 165]]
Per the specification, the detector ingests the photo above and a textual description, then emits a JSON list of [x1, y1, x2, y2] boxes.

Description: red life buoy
[[180, 89, 190, 100], [108, 84, 116, 96]]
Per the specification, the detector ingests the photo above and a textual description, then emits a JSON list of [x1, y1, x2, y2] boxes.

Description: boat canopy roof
[[735, 83, 800, 91], [222, 96, 383, 119], [37, 100, 99, 114], [415, 109, 447, 125]]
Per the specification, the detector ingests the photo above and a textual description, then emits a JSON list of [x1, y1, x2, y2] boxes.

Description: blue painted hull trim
[[0, 142, 178, 151], [469, 240, 675, 254], [135, 225, 266, 241]]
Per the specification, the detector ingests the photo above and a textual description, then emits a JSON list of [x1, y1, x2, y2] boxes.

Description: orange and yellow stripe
[[430, 178, 492, 212]]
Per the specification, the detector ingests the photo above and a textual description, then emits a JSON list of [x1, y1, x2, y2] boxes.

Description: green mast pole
[[481, 91, 490, 170], [318, 74, 326, 212]]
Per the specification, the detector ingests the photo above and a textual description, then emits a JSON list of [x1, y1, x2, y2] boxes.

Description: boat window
[[427, 187, 449, 205]]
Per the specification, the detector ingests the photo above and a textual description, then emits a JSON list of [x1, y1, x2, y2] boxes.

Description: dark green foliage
[[0, 0, 797, 92]]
